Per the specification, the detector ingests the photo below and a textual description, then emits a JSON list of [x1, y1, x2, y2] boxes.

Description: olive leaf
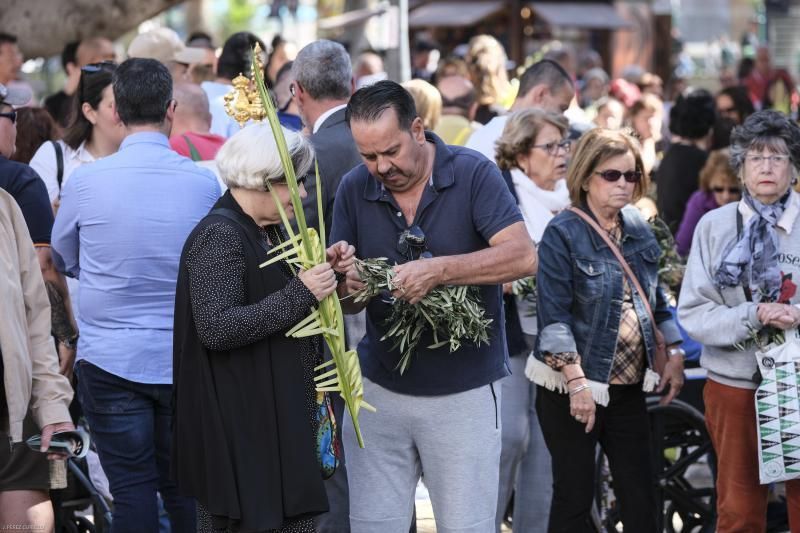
[[353, 257, 493, 374]]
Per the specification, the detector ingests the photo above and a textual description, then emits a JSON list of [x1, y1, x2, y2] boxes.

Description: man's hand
[[391, 258, 443, 304], [57, 342, 76, 381], [657, 355, 685, 405], [40, 421, 76, 460], [326, 241, 356, 274]]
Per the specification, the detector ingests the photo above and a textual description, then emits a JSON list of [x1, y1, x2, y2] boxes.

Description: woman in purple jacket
[[675, 149, 741, 256]]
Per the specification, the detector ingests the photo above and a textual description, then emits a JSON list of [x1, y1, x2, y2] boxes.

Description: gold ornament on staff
[[223, 43, 268, 127]]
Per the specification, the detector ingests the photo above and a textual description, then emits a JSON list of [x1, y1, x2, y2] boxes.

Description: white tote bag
[[755, 331, 800, 484]]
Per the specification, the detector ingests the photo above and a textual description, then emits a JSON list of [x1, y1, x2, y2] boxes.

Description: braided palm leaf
[[250, 47, 373, 448]]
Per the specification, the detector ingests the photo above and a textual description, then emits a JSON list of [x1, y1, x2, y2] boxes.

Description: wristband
[[566, 376, 585, 384]]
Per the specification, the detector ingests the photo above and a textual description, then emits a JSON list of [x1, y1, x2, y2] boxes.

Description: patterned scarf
[[714, 190, 789, 302]]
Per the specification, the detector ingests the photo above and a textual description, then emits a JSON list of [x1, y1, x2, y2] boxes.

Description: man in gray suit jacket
[[292, 39, 362, 533], [292, 40, 362, 239]]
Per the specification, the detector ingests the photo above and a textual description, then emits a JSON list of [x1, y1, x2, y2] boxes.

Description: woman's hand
[[657, 354, 685, 405], [563, 364, 595, 433], [758, 303, 800, 330], [326, 241, 356, 274], [299, 263, 338, 302]]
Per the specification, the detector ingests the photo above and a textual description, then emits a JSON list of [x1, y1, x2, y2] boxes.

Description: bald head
[[76, 37, 115, 66], [171, 82, 212, 136], [355, 52, 384, 78], [437, 75, 476, 118]]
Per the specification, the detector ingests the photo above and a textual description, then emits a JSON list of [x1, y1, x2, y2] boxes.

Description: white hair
[[215, 123, 314, 190]]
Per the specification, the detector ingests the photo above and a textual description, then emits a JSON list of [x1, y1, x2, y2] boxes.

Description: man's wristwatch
[[666, 346, 685, 358], [59, 335, 79, 350]]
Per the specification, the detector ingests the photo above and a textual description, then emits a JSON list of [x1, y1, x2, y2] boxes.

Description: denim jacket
[[526, 205, 682, 403]]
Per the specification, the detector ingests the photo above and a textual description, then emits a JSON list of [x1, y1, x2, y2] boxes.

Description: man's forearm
[[435, 238, 537, 286], [45, 281, 77, 341]]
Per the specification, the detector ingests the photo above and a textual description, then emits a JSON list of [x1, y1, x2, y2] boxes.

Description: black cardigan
[[171, 192, 328, 532]]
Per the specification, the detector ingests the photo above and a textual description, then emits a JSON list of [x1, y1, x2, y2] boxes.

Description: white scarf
[[510, 168, 570, 242]]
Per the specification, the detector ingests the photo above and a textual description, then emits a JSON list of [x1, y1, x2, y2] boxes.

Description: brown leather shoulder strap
[[567, 206, 657, 326]]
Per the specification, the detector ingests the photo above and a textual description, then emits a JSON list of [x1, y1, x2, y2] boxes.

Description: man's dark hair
[[669, 88, 716, 139], [518, 59, 572, 98], [187, 31, 214, 49], [0, 33, 17, 47], [346, 80, 417, 131], [217, 32, 266, 81], [113, 58, 172, 126], [61, 41, 80, 72]]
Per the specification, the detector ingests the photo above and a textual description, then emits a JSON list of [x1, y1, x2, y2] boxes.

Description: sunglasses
[[594, 169, 642, 183], [711, 186, 741, 194], [397, 225, 432, 261], [0, 110, 16, 124]]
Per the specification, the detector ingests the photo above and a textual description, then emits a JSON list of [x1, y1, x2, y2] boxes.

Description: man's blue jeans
[[76, 361, 195, 533]]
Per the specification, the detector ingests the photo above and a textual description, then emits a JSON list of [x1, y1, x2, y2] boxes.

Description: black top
[[172, 191, 328, 531], [655, 143, 709, 235], [0, 156, 54, 244], [43, 90, 74, 128]]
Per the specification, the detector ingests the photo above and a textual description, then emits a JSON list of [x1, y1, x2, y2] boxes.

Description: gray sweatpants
[[343, 377, 501, 533]]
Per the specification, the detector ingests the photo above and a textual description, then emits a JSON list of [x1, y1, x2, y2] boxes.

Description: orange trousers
[[705, 379, 800, 532]]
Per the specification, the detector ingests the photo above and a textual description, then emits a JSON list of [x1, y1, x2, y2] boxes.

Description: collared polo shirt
[[330, 131, 522, 396], [51, 132, 220, 384], [0, 156, 53, 245]]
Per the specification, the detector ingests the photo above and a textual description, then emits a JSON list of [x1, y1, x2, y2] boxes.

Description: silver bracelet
[[569, 383, 590, 396]]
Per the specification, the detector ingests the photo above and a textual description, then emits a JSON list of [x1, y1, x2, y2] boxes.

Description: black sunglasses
[[397, 225, 432, 261], [0, 110, 16, 124], [594, 169, 642, 183], [712, 186, 740, 194]]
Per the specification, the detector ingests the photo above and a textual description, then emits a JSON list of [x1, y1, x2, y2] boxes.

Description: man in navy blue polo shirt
[[330, 80, 537, 533]]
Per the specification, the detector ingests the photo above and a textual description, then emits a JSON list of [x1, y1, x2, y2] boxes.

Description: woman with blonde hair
[[493, 108, 571, 531], [402, 79, 442, 130], [465, 35, 514, 124], [675, 149, 741, 256], [532, 127, 685, 531]]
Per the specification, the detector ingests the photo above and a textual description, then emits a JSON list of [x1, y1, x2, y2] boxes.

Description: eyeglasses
[[397, 225, 432, 261], [532, 139, 571, 156], [594, 169, 642, 183], [0, 111, 16, 124], [746, 154, 790, 167], [711, 186, 741, 194], [273, 174, 307, 186]]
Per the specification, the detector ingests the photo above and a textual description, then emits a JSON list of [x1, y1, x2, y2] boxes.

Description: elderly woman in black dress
[[172, 123, 354, 533]]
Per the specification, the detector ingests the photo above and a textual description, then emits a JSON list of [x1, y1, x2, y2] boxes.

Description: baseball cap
[[128, 28, 207, 65], [0, 83, 31, 107]]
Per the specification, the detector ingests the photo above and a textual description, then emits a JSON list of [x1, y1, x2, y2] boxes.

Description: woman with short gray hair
[[679, 110, 800, 531], [172, 123, 356, 533]]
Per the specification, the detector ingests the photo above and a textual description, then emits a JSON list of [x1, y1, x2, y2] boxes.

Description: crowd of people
[[1, 22, 800, 533]]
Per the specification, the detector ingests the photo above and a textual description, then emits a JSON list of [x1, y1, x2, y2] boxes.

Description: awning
[[530, 2, 632, 30], [317, 6, 388, 31], [409, 1, 504, 28]]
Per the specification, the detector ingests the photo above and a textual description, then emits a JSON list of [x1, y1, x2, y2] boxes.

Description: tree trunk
[[3, 0, 184, 58]]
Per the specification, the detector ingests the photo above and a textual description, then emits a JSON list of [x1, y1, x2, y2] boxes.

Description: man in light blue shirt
[[52, 57, 219, 533]]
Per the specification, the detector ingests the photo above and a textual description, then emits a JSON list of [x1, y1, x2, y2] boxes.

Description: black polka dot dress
[[187, 222, 320, 533]]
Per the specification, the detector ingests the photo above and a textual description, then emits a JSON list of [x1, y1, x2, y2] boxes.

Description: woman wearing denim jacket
[[527, 127, 685, 532]]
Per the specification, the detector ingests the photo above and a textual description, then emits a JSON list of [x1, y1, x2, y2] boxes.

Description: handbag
[[568, 207, 669, 376], [754, 331, 800, 484]]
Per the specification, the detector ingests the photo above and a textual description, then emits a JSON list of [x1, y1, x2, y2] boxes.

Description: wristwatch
[[59, 335, 79, 350], [666, 346, 685, 358]]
